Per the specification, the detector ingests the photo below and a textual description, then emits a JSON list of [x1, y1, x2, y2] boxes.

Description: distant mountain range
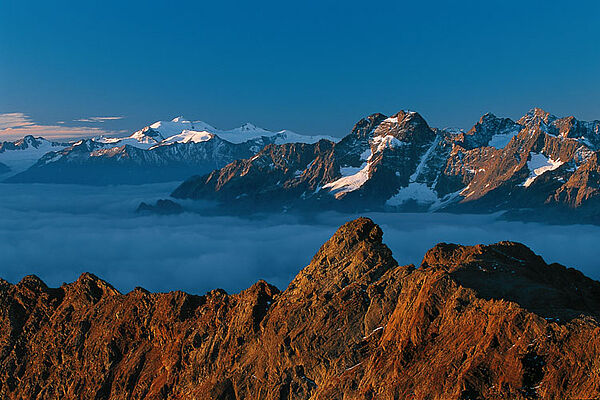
[[3, 108, 600, 222], [172, 108, 600, 222], [0, 117, 335, 184]]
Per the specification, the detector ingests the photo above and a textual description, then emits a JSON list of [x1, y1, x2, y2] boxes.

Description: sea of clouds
[[1, 182, 599, 295]]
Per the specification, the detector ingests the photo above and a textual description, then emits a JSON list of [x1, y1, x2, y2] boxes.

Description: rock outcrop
[[136, 199, 184, 215], [1, 218, 599, 399]]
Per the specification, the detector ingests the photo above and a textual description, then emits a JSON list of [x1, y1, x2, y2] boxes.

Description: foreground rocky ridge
[[173, 109, 600, 221], [2, 218, 600, 399]]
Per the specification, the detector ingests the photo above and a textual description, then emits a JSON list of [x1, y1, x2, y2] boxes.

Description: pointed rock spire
[[287, 218, 397, 296]]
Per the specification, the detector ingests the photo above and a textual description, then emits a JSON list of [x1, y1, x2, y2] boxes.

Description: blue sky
[[1, 0, 598, 139]]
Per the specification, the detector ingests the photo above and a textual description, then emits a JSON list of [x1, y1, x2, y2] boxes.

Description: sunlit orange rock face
[[1, 218, 599, 399], [173, 109, 600, 223]]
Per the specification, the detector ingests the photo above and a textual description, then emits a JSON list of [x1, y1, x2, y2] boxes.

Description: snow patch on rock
[[410, 134, 441, 183], [159, 130, 214, 145], [323, 163, 370, 198], [487, 126, 520, 149], [386, 182, 439, 206], [522, 153, 564, 187], [372, 135, 405, 153]]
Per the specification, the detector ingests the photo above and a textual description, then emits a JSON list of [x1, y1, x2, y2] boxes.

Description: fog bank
[[1, 183, 598, 294]]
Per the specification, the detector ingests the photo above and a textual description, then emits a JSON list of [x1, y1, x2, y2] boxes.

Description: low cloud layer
[[1, 182, 599, 295], [0, 112, 124, 141]]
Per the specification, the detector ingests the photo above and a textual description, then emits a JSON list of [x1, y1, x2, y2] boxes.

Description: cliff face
[[1, 218, 600, 399]]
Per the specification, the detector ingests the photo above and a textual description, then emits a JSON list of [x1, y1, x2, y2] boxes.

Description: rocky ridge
[[1, 218, 599, 399], [173, 109, 600, 220]]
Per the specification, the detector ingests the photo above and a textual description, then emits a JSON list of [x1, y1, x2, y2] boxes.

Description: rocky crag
[[1, 218, 600, 399]]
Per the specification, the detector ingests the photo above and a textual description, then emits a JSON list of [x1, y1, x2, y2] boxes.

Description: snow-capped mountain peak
[[238, 122, 259, 131], [518, 107, 557, 126], [159, 130, 214, 145], [20, 135, 41, 147], [0, 136, 69, 177]]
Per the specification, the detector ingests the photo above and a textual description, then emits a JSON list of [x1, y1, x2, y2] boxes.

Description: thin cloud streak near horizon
[[0, 112, 126, 141], [74, 116, 125, 123]]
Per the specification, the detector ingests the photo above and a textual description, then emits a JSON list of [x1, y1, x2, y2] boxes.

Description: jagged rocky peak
[[19, 135, 41, 147], [309, 217, 387, 265], [553, 114, 600, 142], [468, 112, 518, 134], [240, 278, 280, 300], [553, 115, 581, 138], [479, 111, 499, 123], [461, 112, 521, 149], [64, 272, 120, 304], [518, 107, 557, 126], [373, 110, 435, 145], [238, 122, 258, 131], [347, 112, 387, 139], [513, 108, 600, 144], [288, 218, 398, 296], [421, 241, 600, 321], [332, 113, 388, 163], [421, 241, 541, 272], [387, 109, 429, 128], [17, 274, 50, 292]]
